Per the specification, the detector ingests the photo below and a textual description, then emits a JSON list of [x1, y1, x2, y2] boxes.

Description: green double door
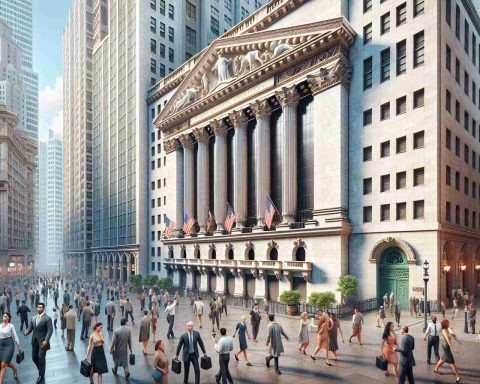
[[377, 247, 409, 310]]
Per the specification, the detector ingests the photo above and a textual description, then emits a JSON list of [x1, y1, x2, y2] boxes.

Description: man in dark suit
[[105, 297, 116, 331], [16, 300, 30, 331], [24, 302, 53, 384], [175, 321, 207, 384], [395, 325, 416, 384]]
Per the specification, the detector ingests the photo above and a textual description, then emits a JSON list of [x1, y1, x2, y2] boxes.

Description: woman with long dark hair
[[380, 321, 398, 380], [434, 319, 461, 383], [0, 313, 22, 383]]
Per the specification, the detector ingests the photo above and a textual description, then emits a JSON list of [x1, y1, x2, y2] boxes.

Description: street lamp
[[423, 259, 429, 332]]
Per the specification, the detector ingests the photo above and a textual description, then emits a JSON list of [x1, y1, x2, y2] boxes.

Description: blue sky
[[33, 0, 70, 141]]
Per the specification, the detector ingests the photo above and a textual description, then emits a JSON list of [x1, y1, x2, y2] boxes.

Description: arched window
[[228, 249, 234, 260], [295, 247, 306, 262], [194, 248, 200, 259], [248, 249, 255, 261], [168, 248, 174, 259], [181, 248, 186, 258], [269, 248, 278, 261], [211, 249, 217, 260]]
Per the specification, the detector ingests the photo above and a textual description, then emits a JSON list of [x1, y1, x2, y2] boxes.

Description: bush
[[156, 277, 173, 291], [129, 274, 143, 293], [143, 275, 159, 287], [279, 290, 301, 306], [337, 275, 358, 303], [308, 291, 336, 310]]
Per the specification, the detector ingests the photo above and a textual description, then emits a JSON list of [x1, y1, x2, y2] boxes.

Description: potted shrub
[[279, 290, 301, 316], [337, 275, 358, 305], [308, 291, 336, 313]]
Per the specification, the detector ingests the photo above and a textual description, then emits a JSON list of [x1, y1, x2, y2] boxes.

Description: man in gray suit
[[64, 305, 77, 351], [24, 302, 53, 384], [395, 325, 416, 384], [105, 297, 116, 331], [176, 321, 207, 384], [110, 318, 133, 378], [80, 301, 94, 340]]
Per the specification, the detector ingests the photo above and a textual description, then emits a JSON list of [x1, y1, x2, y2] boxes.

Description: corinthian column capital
[[179, 133, 194, 148], [192, 127, 209, 143], [228, 109, 248, 127], [164, 138, 181, 154], [275, 84, 300, 107], [210, 119, 228, 136], [249, 99, 272, 119]]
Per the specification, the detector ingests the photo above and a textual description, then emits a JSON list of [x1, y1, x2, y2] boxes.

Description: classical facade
[[0, 106, 36, 276], [139, 0, 480, 306]]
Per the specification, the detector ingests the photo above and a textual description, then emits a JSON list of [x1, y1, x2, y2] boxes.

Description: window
[[381, 141, 390, 157], [455, 171, 460, 190], [160, 0, 165, 15], [455, 136, 460, 156], [413, 88, 424, 108], [455, 58, 460, 83], [455, 205, 460, 224], [396, 202, 407, 220], [150, 0, 156, 10], [381, 204, 390, 221], [396, 3, 407, 26], [414, 200, 424, 219], [474, 34, 477, 64], [150, 17, 156, 33], [473, 181, 477, 197], [168, 4, 174, 19], [455, 100, 460, 122], [151, 262, 155, 271], [473, 151, 477, 169], [446, 201, 451, 222], [363, 178, 372, 194], [465, 21, 470, 54], [150, 58, 156, 73], [363, 206, 372, 222], [455, 5, 460, 38], [397, 40, 407, 75], [465, 208, 469, 226], [381, 174, 390, 192], [413, 167, 424, 186], [381, 13, 390, 35], [160, 23, 165, 37], [464, 111, 469, 131], [381, 102, 390, 120], [446, 89, 451, 112], [474, 82, 477, 105], [364, 23, 372, 44], [473, 212, 477, 229], [364, 57, 373, 89], [414, 0, 424, 16], [396, 95, 407, 115], [446, 0, 451, 26], [363, 146, 372, 161], [363, 109, 372, 126], [169, 48, 174, 63], [381, 48, 390, 82], [413, 130, 424, 148], [396, 171, 407, 189], [160, 43, 165, 58], [150, 38, 157, 53], [396, 136, 407, 153], [168, 27, 174, 42], [186, 1, 196, 20], [413, 31, 425, 67], [160, 64, 165, 77], [446, 165, 451, 185], [364, 0, 372, 13], [465, 144, 470, 163], [464, 71, 469, 95], [157, 262, 161, 272], [446, 45, 451, 71], [186, 27, 196, 46]]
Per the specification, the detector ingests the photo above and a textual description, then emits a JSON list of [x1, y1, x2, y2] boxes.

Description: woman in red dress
[[381, 321, 398, 380]]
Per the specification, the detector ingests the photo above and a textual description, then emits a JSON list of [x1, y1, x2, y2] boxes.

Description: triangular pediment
[[154, 17, 355, 133]]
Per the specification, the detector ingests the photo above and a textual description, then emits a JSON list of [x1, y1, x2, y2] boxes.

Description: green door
[[377, 247, 409, 310]]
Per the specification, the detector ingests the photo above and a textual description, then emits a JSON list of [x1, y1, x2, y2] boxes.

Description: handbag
[[16, 351, 24, 364], [375, 355, 388, 371], [129, 353, 135, 365], [152, 368, 163, 381], [80, 359, 92, 377], [171, 358, 182, 374], [200, 355, 212, 370]]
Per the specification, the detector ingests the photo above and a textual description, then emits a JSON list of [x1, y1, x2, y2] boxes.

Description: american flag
[[183, 212, 196, 234], [264, 195, 278, 229], [206, 210, 216, 233], [224, 203, 236, 233], [164, 216, 175, 239]]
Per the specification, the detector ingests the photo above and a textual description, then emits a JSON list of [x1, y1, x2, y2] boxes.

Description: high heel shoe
[[456, 378, 461, 383], [326, 361, 332, 366], [310, 355, 316, 360]]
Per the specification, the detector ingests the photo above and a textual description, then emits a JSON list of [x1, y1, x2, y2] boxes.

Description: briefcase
[[375, 355, 388, 371], [129, 353, 135, 365], [201, 355, 212, 370], [16, 351, 24, 364], [80, 359, 92, 377], [171, 358, 182, 374]]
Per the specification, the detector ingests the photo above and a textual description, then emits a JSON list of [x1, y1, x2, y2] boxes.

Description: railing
[[246, 217, 258, 228], [258, 260, 283, 269], [202, 259, 218, 267], [296, 210, 313, 222], [290, 222, 305, 229], [237, 260, 258, 268], [187, 259, 202, 267], [217, 259, 237, 268], [283, 261, 312, 271]]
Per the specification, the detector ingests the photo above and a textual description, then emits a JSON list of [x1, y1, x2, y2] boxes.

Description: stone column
[[234, 273, 245, 297], [173, 269, 180, 287], [229, 110, 248, 229], [200, 270, 209, 292], [119, 259, 125, 282], [276, 85, 300, 224], [193, 128, 209, 232], [276, 274, 292, 301], [211, 119, 228, 230], [186, 269, 194, 290], [250, 99, 272, 227], [165, 138, 184, 236], [180, 134, 195, 224], [126, 255, 132, 281], [254, 273, 267, 300], [215, 271, 226, 295]]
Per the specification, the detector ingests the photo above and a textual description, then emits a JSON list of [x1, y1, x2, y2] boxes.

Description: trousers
[[107, 315, 114, 330], [398, 365, 415, 384], [252, 321, 260, 340], [167, 314, 175, 338], [183, 353, 200, 384], [32, 339, 47, 378], [81, 320, 91, 339], [216, 353, 233, 384], [427, 335, 440, 363], [266, 355, 279, 371], [67, 329, 75, 349]]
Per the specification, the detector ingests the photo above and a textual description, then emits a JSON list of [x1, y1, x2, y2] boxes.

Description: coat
[[105, 301, 116, 316], [65, 309, 77, 330], [82, 306, 94, 322], [110, 325, 132, 367], [396, 333, 416, 367], [267, 322, 289, 357], [139, 315, 151, 342], [176, 331, 206, 362], [26, 313, 53, 349]]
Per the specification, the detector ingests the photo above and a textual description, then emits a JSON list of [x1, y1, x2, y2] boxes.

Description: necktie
[[189, 333, 194, 353], [434, 324, 437, 337]]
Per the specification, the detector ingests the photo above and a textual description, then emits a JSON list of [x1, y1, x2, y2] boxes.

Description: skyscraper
[[38, 130, 63, 273], [0, 0, 38, 140]]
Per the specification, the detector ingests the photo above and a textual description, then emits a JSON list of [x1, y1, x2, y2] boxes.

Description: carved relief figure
[[234, 50, 263, 75], [271, 41, 292, 59], [175, 87, 199, 111], [213, 53, 233, 83]]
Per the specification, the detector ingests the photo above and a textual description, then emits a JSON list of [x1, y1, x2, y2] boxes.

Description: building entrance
[[377, 247, 409, 310]]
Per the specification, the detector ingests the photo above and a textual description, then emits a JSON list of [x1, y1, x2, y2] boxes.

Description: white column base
[[215, 273, 226, 294], [200, 273, 209, 292], [276, 222, 290, 231], [186, 271, 193, 290], [254, 274, 266, 300], [234, 274, 245, 297]]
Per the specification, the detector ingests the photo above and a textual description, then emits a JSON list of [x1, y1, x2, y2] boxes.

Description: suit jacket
[[176, 331, 206, 362], [26, 313, 53, 349], [396, 333, 416, 367], [16, 305, 30, 318], [110, 325, 132, 367], [105, 301, 116, 316], [65, 309, 77, 330], [82, 306, 95, 322]]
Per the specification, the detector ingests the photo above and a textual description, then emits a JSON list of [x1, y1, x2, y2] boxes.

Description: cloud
[[39, 77, 63, 115]]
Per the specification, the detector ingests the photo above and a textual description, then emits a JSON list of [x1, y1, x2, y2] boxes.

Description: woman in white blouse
[[0, 312, 22, 383]]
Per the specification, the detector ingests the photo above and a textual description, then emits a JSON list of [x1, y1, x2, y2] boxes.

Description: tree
[[279, 290, 301, 306], [143, 275, 159, 287], [308, 292, 336, 311], [156, 277, 173, 291], [337, 275, 358, 303], [129, 274, 143, 293]]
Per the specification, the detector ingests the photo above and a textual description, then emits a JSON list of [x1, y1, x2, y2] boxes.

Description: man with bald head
[[176, 321, 207, 384]]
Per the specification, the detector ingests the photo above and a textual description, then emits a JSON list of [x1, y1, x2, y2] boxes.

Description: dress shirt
[[425, 322, 441, 337], [352, 313, 364, 326], [36, 312, 46, 327], [0, 323, 20, 345], [165, 301, 177, 316], [215, 336, 234, 354]]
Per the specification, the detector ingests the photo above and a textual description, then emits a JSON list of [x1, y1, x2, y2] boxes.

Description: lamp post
[[423, 259, 430, 332]]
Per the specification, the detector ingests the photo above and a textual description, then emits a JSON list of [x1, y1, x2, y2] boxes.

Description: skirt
[[91, 345, 109, 374], [0, 337, 14, 363], [441, 343, 455, 364]]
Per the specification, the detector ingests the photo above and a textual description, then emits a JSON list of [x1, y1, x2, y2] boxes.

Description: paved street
[[3, 289, 480, 384]]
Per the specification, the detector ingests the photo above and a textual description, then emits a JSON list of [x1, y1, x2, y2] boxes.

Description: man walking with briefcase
[[175, 321, 207, 384]]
